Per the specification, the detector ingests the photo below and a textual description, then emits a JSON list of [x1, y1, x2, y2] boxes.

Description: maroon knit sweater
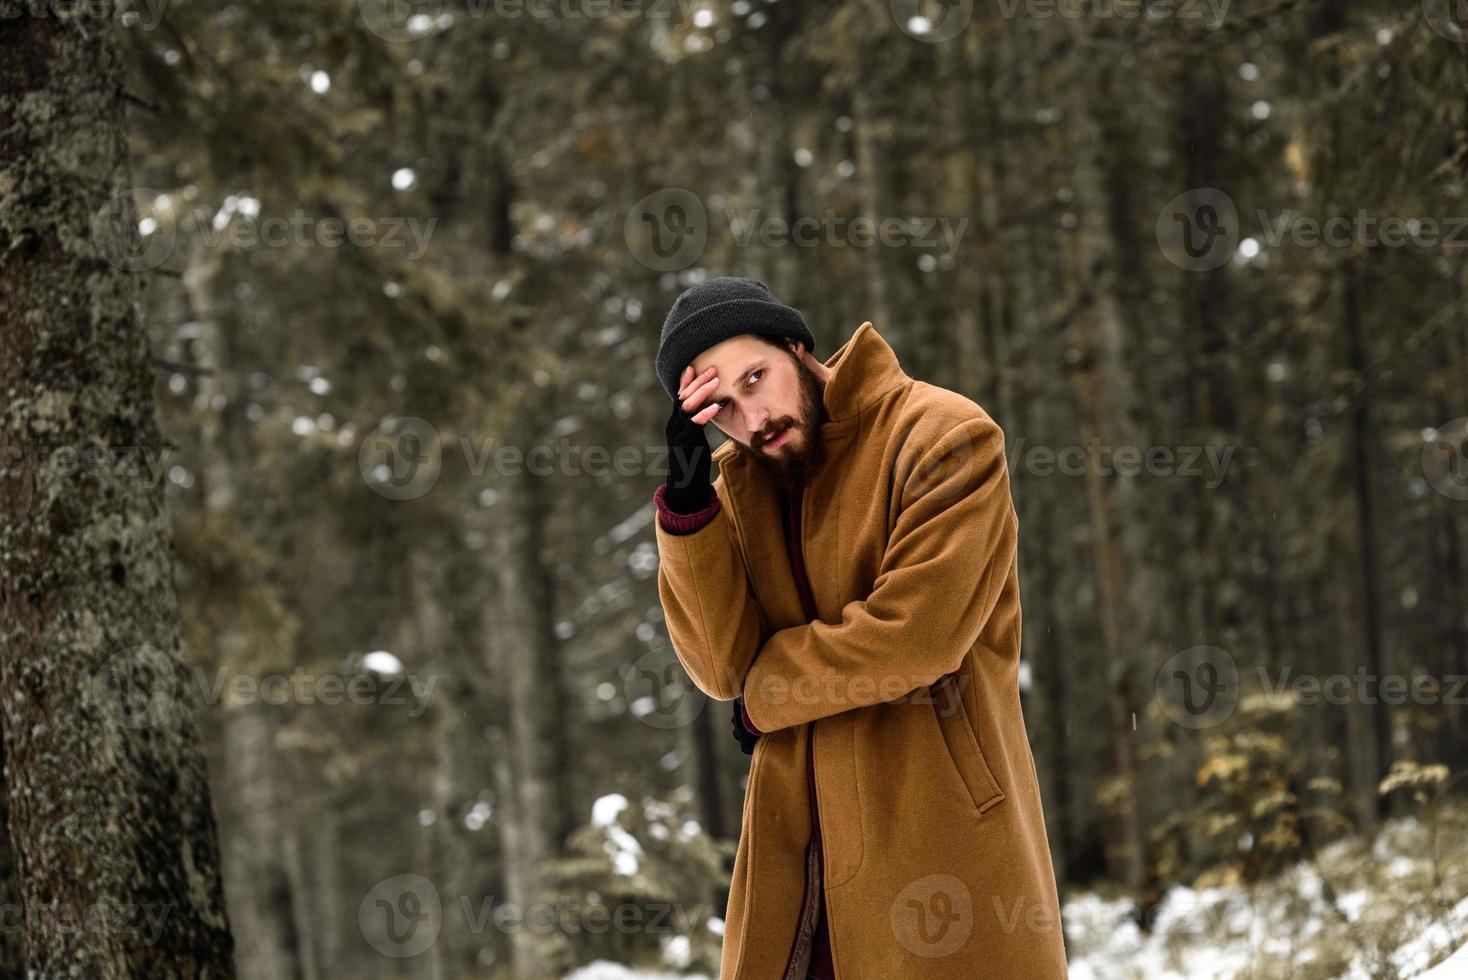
[[655, 481, 835, 980]]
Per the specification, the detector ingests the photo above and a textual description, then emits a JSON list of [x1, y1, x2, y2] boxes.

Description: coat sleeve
[[741, 416, 1016, 733], [655, 475, 767, 702]]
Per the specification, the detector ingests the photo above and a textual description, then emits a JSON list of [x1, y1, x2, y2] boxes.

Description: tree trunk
[[188, 235, 301, 980], [218, 703, 294, 979], [1060, 55, 1145, 896], [483, 467, 569, 978], [0, 8, 235, 974], [1340, 259, 1392, 821]]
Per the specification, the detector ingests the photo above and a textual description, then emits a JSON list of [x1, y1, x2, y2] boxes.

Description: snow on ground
[[564, 964, 709, 980], [1414, 931, 1468, 979], [565, 809, 1468, 979]]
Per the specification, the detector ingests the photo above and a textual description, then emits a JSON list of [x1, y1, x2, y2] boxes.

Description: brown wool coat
[[655, 321, 1070, 979]]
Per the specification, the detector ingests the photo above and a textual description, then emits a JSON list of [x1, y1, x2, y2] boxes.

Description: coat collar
[[712, 320, 907, 467], [819, 320, 908, 423]]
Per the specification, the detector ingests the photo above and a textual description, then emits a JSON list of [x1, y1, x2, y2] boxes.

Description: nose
[[741, 404, 768, 436]]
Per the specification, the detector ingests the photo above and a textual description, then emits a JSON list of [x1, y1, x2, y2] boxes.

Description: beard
[[732, 351, 831, 490]]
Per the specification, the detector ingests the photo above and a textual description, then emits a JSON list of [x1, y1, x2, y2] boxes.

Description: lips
[[763, 426, 790, 449]]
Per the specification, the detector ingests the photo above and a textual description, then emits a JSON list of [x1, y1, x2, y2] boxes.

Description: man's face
[[688, 334, 830, 489]]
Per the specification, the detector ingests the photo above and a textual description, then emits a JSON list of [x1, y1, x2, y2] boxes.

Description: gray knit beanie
[[655, 276, 815, 401]]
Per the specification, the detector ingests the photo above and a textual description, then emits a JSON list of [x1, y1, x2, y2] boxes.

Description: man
[[651, 276, 1069, 979]]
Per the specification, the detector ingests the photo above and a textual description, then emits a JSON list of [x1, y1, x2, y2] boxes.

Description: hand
[[664, 364, 721, 514], [730, 697, 760, 755]]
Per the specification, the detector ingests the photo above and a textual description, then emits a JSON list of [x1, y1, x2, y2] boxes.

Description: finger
[[681, 374, 719, 413], [678, 366, 714, 401], [691, 402, 719, 426]]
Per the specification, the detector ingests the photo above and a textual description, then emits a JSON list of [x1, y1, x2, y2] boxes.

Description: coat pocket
[[815, 713, 865, 888], [931, 674, 1006, 814]]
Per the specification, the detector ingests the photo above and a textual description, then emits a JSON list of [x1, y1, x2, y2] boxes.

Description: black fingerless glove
[[664, 400, 713, 514], [731, 697, 760, 755]]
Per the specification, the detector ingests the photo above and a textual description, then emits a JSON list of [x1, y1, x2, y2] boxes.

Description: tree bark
[[0, 7, 235, 974]]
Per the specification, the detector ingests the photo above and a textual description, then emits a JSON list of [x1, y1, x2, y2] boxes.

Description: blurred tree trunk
[[1174, 63, 1238, 647], [1061, 58, 1145, 895], [0, 9, 234, 974], [410, 545, 480, 976], [749, 0, 804, 311], [190, 235, 302, 980], [851, 85, 894, 338], [279, 789, 342, 980], [485, 464, 570, 978], [218, 701, 294, 977], [1340, 258, 1391, 821]]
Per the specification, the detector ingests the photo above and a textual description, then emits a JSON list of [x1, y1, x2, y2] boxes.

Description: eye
[[746, 369, 762, 388]]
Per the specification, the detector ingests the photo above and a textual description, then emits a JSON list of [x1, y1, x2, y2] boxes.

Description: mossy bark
[[0, 5, 236, 975]]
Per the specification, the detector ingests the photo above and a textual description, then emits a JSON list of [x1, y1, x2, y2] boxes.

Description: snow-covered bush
[[539, 787, 731, 976]]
